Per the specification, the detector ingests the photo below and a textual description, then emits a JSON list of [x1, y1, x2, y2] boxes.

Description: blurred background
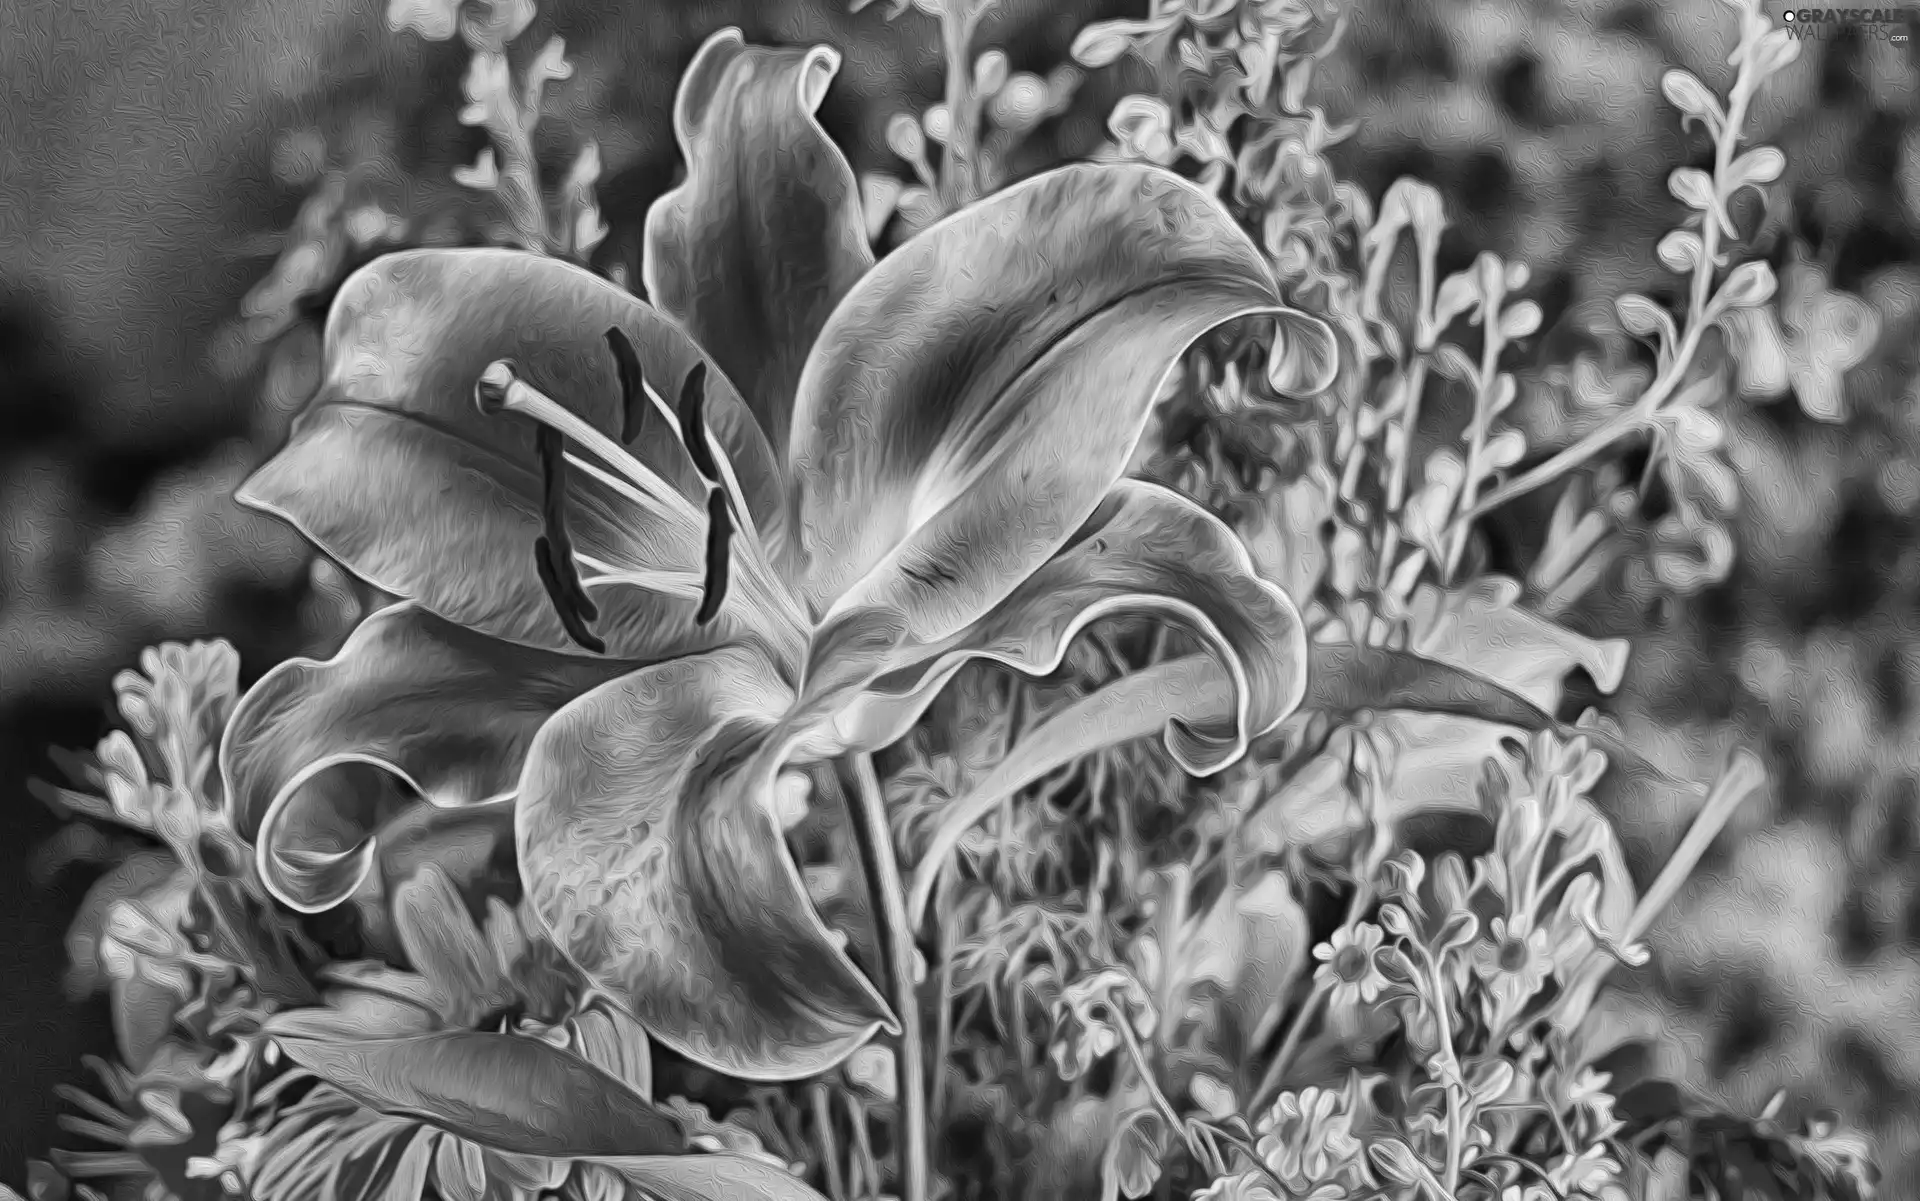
[[3, 0, 1916, 1182]]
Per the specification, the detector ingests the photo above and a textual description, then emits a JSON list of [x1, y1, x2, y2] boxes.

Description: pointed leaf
[[835, 481, 1306, 770], [263, 988, 439, 1041], [645, 30, 873, 470], [905, 636, 1643, 925], [392, 865, 518, 1022], [1405, 577, 1630, 712], [1186, 873, 1308, 1044], [588, 1154, 831, 1201], [241, 248, 788, 658], [1101, 1108, 1172, 1201], [273, 1030, 685, 1158], [788, 161, 1337, 644], [905, 655, 1235, 924], [1258, 710, 1705, 909], [569, 1005, 655, 1102], [516, 644, 896, 1082], [221, 603, 627, 913]]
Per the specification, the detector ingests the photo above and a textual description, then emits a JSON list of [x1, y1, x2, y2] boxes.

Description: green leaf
[[1668, 167, 1716, 213], [390, 865, 519, 1022], [787, 161, 1335, 645], [1403, 577, 1630, 712], [643, 29, 874, 470], [263, 981, 439, 1042], [1724, 145, 1786, 198], [1101, 1107, 1172, 1201], [568, 1004, 655, 1103], [904, 655, 1235, 925], [1616, 293, 1677, 350], [904, 641, 1555, 925], [1712, 261, 1778, 314], [1185, 872, 1308, 1045], [1498, 300, 1543, 340], [1070, 17, 1176, 68], [586, 1154, 832, 1201], [1660, 68, 1726, 137], [1657, 230, 1706, 274], [272, 1029, 686, 1159]]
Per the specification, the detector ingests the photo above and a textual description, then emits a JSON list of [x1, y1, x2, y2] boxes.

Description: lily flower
[[219, 27, 1338, 1083]]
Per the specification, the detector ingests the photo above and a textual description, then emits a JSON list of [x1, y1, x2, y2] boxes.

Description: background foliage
[[2, 0, 1915, 1192]]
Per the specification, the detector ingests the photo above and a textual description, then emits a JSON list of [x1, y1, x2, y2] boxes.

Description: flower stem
[[810, 1083, 848, 1201], [937, 3, 981, 210], [1248, 876, 1373, 1117], [1467, 54, 1759, 524], [846, 753, 930, 1201]]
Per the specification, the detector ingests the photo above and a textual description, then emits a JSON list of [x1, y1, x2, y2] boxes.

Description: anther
[[535, 537, 606, 654], [532, 424, 605, 654], [604, 328, 648, 445], [695, 487, 734, 627], [677, 362, 719, 483]]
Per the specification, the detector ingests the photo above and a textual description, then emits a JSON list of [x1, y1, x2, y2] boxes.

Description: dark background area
[[7, 0, 1920, 1184]]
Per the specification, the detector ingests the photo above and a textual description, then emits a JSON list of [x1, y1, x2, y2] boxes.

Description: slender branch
[[1468, 58, 1759, 524], [845, 753, 930, 1201], [1248, 878, 1373, 1117], [1248, 979, 1329, 1120], [937, 4, 981, 209], [1113, 1007, 1196, 1160], [810, 1083, 848, 1201]]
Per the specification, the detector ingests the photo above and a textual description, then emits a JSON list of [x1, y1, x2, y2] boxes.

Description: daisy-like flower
[[1253, 1081, 1372, 1196], [218, 24, 1336, 1084], [1473, 913, 1555, 1020], [1312, 922, 1388, 1010]]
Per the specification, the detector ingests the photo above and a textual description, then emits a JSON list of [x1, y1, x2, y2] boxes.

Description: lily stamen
[[602, 333, 733, 625], [599, 331, 769, 556], [697, 487, 735, 626], [474, 360, 696, 521], [474, 358, 800, 638], [531, 424, 606, 654], [676, 362, 720, 483]]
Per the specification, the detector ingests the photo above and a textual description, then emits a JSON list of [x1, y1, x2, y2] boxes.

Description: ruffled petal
[[515, 644, 896, 1082], [643, 28, 874, 470], [828, 481, 1306, 771], [221, 603, 629, 912], [241, 248, 793, 659], [787, 161, 1337, 643]]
